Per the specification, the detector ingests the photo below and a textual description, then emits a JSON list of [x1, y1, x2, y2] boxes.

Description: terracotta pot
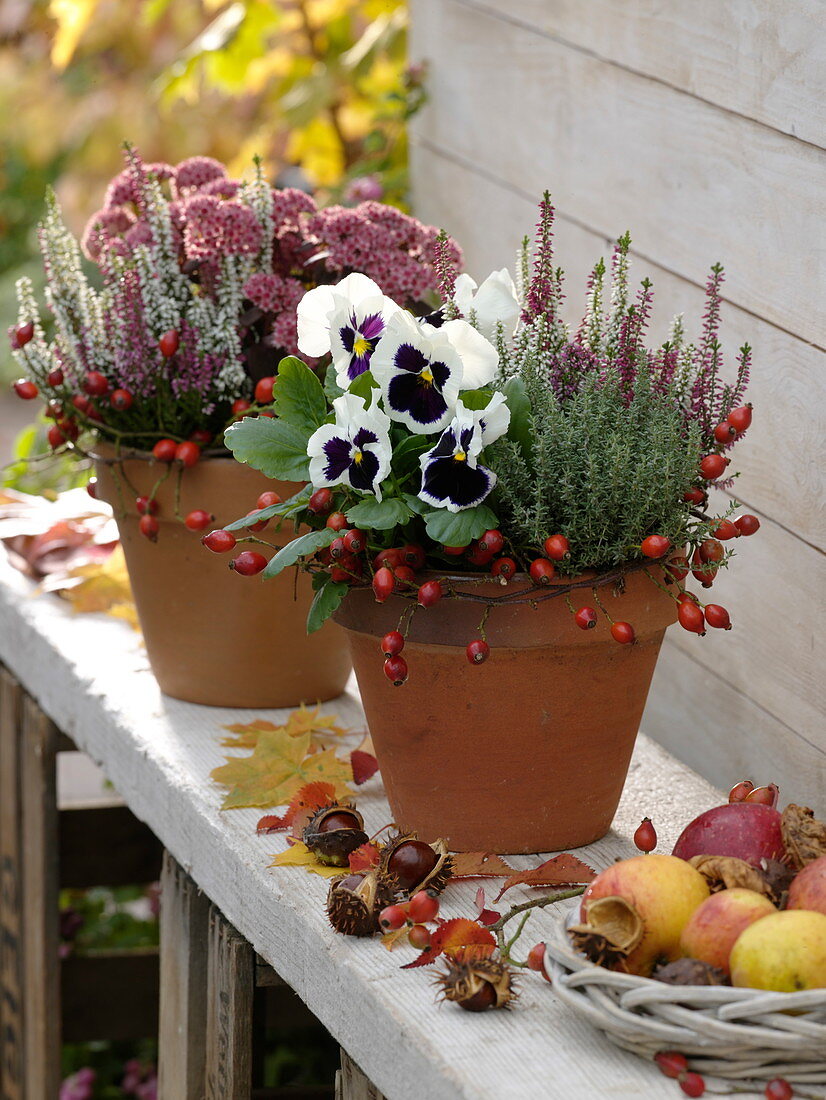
[[94, 448, 351, 707], [333, 569, 678, 853]]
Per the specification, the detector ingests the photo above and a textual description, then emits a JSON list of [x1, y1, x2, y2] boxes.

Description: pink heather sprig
[[433, 229, 459, 317], [522, 191, 556, 324]]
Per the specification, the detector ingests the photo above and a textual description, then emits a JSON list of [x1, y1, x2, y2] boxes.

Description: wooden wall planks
[[408, 4, 826, 798]]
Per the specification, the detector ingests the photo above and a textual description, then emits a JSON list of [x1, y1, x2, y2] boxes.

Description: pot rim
[[91, 442, 233, 464]]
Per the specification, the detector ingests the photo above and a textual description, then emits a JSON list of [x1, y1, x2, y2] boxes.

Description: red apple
[[787, 855, 826, 915], [680, 888, 776, 975], [672, 803, 785, 865]]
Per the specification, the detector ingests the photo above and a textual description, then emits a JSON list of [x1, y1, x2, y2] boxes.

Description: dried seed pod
[[652, 957, 730, 986], [781, 804, 826, 869], [302, 803, 368, 867], [688, 854, 772, 896], [434, 957, 517, 1011], [569, 895, 644, 970], [326, 872, 396, 937], [378, 832, 453, 897], [759, 858, 796, 907]]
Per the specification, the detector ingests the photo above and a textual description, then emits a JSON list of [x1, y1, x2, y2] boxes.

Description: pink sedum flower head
[[454, 268, 520, 343], [307, 392, 393, 502], [344, 175, 384, 204], [297, 272, 402, 389], [418, 394, 509, 513]]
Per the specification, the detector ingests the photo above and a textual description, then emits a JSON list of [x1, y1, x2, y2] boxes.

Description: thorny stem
[[489, 887, 587, 966]]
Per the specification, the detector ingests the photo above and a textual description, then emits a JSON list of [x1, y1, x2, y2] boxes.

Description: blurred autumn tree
[[0, 0, 420, 384]]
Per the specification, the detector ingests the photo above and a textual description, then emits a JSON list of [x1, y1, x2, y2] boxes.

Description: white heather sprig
[[605, 233, 631, 355], [11, 277, 56, 380], [248, 157, 274, 273]]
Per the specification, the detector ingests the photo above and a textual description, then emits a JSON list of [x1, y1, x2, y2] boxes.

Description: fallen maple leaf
[[268, 841, 343, 878], [256, 815, 284, 835], [348, 842, 381, 872], [451, 852, 517, 878], [350, 749, 379, 785], [60, 547, 138, 628], [493, 853, 596, 902], [211, 729, 353, 810], [380, 925, 410, 952], [401, 918, 496, 969], [222, 706, 348, 749], [254, 781, 338, 835]]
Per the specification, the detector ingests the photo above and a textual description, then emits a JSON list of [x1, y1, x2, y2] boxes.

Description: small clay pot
[[94, 447, 351, 707], [333, 568, 678, 853]]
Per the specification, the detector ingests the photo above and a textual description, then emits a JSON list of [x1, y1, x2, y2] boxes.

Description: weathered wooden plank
[[19, 696, 60, 1100], [61, 950, 159, 1042], [409, 0, 826, 348], [336, 1052, 387, 1100], [158, 853, 209, 1100], [205, 905, 254, 1100], [409, 142, 826, 551], [59, 804, 163, 888], [466, 0, 826, 147], [0, 668, 23, 1100]]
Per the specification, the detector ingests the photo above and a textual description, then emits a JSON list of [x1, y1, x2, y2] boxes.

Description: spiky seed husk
[[303, 802, 368, 867], [569, 895, 645, 970], [378, 831, 454, 898], [326, 871, 396, 937], [435, 957, 517, 1011]]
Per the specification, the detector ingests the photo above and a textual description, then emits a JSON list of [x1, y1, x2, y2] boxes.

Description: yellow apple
[[730, 910, 826, 991], [679, 888, 776, 975], [580, 853, 710, 976]]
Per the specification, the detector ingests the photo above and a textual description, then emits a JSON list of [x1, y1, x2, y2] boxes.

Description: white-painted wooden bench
[[0, 551, 739, 1099]]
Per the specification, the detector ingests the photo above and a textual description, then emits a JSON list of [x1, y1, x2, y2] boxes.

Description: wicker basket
[[544, 903, 826, 1093]]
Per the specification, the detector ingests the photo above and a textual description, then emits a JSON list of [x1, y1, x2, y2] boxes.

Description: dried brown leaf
[[451, 852, 517, 879], [781, 803, 826, 869], [493, 853, 595, 901], [688, 854, 772, 896]]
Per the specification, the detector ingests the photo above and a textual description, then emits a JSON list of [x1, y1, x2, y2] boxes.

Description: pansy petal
[[297, 284, 338, 357], [469, 269, 520, 341], [477, 392, 511, 446], [453, 273, 479, 317], [348, 449, 381, 493], [334, 271, 385, 309], [440, 320, 498, 389], [420, 456, 496, 513], [387, 371, 452, 433]]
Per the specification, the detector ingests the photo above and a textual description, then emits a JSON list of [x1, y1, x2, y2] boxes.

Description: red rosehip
[[326, 511, 348, 531], [712, 518, 739, 541], [58, 418, 79, 440], [728, 780, 755, 803], [158, 329, 179, 358], [764, 1078, 792, 1100], [491, 556, 516, 580], [699, 453, 729, 480], [383, 655, 408, 686], [256, 491, 281, 510], [393, 565, 416, 592], [417, 580, 443, 608], [691, 549, 718, 588], [407, 924, 431, 949], [372, 567, 394, 603], [152, 438, 178, 463], [308, 488, 333, 515], [254, 375, 275, 404], [343, 528, 365, 554], [408, 891, 439, 924], [138, 514, 159, 542], [244, 508, 269, 533], [678, 600, 706, 635], [45, 400, 63, 420], [610, 621, 635, 645], [330, 554, 362, 583], [86, 478, 98, 499], [699, 538, 724, 564], [373, 548, 405, 570], [47, 368, 64, 387], [12, 378, 38, 400], [677, 591, 699, 604], [654, 1052, 688, 1079], [230, 550, 268, 576], [189, 428, 213, 445], [232, 398, 252, 416], [110, 388, 133, 411], [136, 496, 158, 516], [735, 513, 760, 536], [466, 542, 495, 567], [175, 441, 201, 468], [529, 557, 555, 584], [704, 603, 731, 630], [185, 509, 213, 531], [442, 544, 466, 556], [47, 423, 65, 449], [13, 321, 34, 347], [713, 420, 736, 444], [202, 529, 236, 554], [378, 904, 408, 931], [466, 639, 490, 664], [381, 631, 405, 658], [665, 555, 689, 582], [574, 606, 598, 630], [727, 404, 753, 434], [641, 535, 671, 559], [526, 943, 546, 971], [543, 534, 570, 560], [402, 544, 426, 570], [478, 529, 504, 554], [330, 537, 347, 561], [683, 487, 706, 506], [71, 394, 92, 416], [679, 1072, 705, 1097], [83, 371, 109, 397], [633, 817, 657, 853]]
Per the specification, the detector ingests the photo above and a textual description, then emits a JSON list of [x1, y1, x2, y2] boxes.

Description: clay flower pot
[[94, 448, 351, 707], [333, 568, 678, 853]]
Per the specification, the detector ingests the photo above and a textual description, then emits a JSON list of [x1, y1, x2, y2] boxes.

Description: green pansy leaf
[[272, 357, 328, 434], [324, 364, 344, 401], [423, 503, 499, 546], [402, 493, 429, 515], [391, 433, 431, 477], [348, 370, 378, 406], [262, 527, 338, 579], [345, 497, 413, 531], [459, 388, 493, 411], [224, 417, 311, 481], [306, 577, 349, 633], [502, 376, 533, 465]]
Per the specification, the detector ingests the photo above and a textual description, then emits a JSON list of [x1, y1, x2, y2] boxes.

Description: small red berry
[[372, 567, 395, 603], [677, 591, 699, 604], [728, 780, 755, 803], [574, 606, 598, 630], [47, 368, 64, 387], [654, 1052, 688, 1079], [230, 550, 268, 576], [679, 1072, 705, 1097], [678, 600, 706, 635], [71, 394, 92, 415], [373, 548, 405, 570], [466, 542, 495, 567], [728, 404, 753, 434], [343, 529, 366, 554], [383, 655, 408, 686], [189, 428, 213, 445], [12, 378, 38, 400], [256, 491, 282, 510], [175, 441, 201, 468], [329, 554, 362, 583], [691, 550, 718, 588], [466, 639, 490, 665], [254, 376, 275, 404], [491, 556, 516, 580], [139, 514, 159, 542], [58, 418, 79, 440], [478, 529, 504, 554], [308, 488, 333, 515], [699, 538, 724, 564], [45, 400, 63, 420], [86, 478, 98, 499], [392, 565, 416, 592], [633, 817, 657, 853], [330, 537, 347, 561], [407, 924, 431, 950], [152, 438, 178, 463], [683, 487, 706, 506], [378, 904, 408, 931], [13, 321, 34, 347], [699, 453, 729, 480], [402, 543, 426, 570], [326, 511, 348, 531], [381, 631, 405, 658], [610, 621, 635, 645], [712, 518, 739, 540], [665, 555, 689, 582], [232, 398, 252, 416], [83, 371, 109, 396], [136, 496, 158, 516], [202, 529, 236, 553], [110, 388, 133, 411], [158, 329, 179, 358], [704, 604, 731, 630], [526, 943, 546, 971], [543, 534, 570, 560], [641, 535, 671, 559], [735, 513, 760, 536], [185, 509, 213, 531], [417, 580, 443, 608], [408, 891, 439, 924], [529, 558, 556, 584], [713, 420, 736, 444], [442, 544, 467, 556], [245, 508, 269, 533], [764, 1077, 793, 1100], [47, 424, 65, 448]]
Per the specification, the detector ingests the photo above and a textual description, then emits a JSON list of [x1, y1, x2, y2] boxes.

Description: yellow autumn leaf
[[268, 840, 343, 878], [221, 705, 347, 749], [62, 548, 139, 629]]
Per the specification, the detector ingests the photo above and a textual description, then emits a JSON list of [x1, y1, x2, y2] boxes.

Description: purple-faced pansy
[[418, 394, 511, 512], [307, 393, 392, 501]]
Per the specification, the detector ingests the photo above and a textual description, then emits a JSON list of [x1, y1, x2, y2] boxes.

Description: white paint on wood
[[409, 0, 826, 348]]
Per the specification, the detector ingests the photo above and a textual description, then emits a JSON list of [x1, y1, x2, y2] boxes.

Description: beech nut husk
[[569, 895, 644, 970], [302, 803, 369, 867], [326, 871, 396, 937], [434, 957, 517, 1011], [378, 832, 454, 897]]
